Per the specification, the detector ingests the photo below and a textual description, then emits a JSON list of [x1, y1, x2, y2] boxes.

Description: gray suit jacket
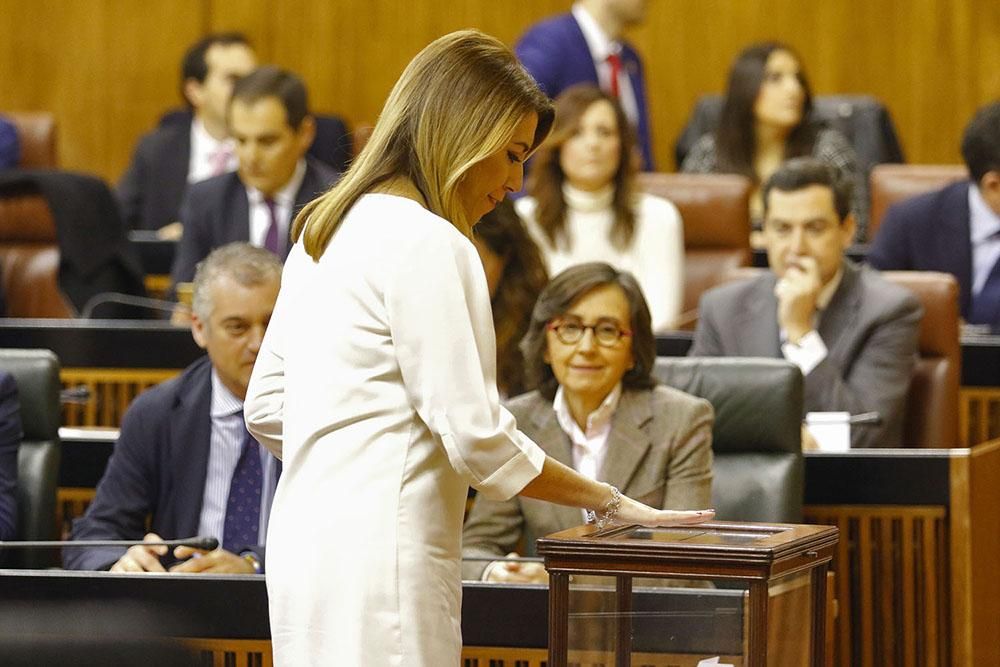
[[690, 259, 922, 448], [461, 386, 713, 580]]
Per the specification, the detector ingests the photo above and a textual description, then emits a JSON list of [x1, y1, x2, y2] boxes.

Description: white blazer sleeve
[[385, 227, 545, 501]]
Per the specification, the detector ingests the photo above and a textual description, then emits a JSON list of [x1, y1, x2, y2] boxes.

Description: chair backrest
[[637, 172, 752, 322], [880, 271, 961, 447], [0, 184, 74, 317], [674, 93, 904, 173], [0, 349, 61, 568], [653, 357, 803, 522], [869, 164, 968, 239], [719, 266, 961, 448], [6, 112, 58, 169]]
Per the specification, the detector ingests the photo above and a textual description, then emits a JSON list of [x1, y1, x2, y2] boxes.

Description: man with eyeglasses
[[690, 157, 921, 448]]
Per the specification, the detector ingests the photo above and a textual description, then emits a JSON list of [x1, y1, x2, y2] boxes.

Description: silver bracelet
[[586, 485, 622, 530]]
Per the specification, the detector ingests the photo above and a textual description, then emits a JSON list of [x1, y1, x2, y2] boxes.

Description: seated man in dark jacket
[[870, 102, 1000, 327], [66, 243, 281, 573]]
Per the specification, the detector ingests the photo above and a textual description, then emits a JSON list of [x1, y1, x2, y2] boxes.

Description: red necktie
[[606, 53, 622, 98]]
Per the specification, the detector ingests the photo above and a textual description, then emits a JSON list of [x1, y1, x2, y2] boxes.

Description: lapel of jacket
[[598, 390, 652, 495], [817, 260, 862, 357], [169, 358, 213, 537], [231, 175, 251, 244], [945, 182, 974, 316], [737, 274, 783, 357], [565, 14, 601, 84], [527, 397, 591, 529]]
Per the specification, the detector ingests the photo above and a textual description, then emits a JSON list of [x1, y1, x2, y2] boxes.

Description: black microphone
[[0, 536, 219, 551]]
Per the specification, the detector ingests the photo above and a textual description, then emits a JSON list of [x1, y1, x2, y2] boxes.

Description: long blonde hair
[[293, 30, 554, 259]]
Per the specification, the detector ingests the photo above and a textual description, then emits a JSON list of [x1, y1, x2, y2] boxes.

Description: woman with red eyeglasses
[[462, 262, 714, 583]]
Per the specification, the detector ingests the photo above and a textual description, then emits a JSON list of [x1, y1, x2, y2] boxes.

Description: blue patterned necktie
[[222, 427, 262, 553]]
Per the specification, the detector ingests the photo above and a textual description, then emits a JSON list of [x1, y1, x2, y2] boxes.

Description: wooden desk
[[0, 570, 747, 666], [803, 443, 1000, 666]]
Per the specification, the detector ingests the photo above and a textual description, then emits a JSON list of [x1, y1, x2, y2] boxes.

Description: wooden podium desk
[[0, 570, 751, 666], [803, 443, 1000, 666]]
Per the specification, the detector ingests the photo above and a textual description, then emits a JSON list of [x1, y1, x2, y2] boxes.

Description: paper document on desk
[[697, 658, 734, 667]]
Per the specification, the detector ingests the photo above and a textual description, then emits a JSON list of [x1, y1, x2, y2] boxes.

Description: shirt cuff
[[781, 330, 827, 376]]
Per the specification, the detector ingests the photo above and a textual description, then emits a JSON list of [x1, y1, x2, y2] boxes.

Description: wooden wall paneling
[[0, 0, 206, 182], [2, 1, 999, 184]]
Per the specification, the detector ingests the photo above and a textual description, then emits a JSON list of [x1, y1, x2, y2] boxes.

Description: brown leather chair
[[869, 164, 967, 239], [719, 267, 961, 448], [0, 187, 74, 317], [6, 112, 57, 169], [881, 271, 961, 448], [637, 172, 752, 326]]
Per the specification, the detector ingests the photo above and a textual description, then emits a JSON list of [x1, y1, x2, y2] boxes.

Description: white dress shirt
[[246, 159, 307, 255], [197, 369, 279, 548], [572, 3, 640, 128], [188, 118, 238, 184], [968, 184, 1000, 296]]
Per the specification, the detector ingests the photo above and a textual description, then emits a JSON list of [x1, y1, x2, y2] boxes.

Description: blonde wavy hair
[[293, 30, 554, 259]]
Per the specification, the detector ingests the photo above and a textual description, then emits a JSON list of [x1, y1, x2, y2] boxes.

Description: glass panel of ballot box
[[537, 521, 838, 667]]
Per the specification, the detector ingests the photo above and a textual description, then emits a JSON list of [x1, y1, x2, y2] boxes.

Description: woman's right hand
[[483, 552, 549, 584], [613, 495, 715, 528]]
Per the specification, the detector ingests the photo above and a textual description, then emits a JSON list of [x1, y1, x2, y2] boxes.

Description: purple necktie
[[263, 197, 281, 256], [222, 428, 263, 553]]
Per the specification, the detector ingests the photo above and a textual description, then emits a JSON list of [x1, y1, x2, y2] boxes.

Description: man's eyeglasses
[[546, 319, 632, 347]]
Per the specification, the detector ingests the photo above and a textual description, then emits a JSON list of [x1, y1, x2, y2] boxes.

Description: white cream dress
[[245, 194, 546, 666]]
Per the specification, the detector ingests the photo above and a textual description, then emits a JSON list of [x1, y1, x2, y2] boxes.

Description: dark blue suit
[[868, 181, 977, 320], [515, 12, 655, 171], [170, 157, 338, 285], [0, 372, 22, 541], [65, 356, 268, 570], [116, 120, 193, 231]]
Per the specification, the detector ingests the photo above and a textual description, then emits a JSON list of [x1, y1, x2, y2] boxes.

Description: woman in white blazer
[[244, 30, 712, 667]]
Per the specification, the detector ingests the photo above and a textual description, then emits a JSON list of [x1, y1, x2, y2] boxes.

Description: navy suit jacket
[[171, 158, 338, 285], [65, 356, 272, 570], [868, 181, 975, 319], [516, 12, 655, 171], [116, 120, 192, 232], [0, 372, 22, 541]]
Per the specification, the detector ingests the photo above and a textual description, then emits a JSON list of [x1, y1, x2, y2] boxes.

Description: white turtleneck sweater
[[516, 183, 684, 332]]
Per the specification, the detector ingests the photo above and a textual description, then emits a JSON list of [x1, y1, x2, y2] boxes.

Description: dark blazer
[[515, 12, 655, 171], [65, 356, 269, 570], [0, 372, 22, 541], [170, 158, 338, 285], [690, 260, 922, 448], [461, 386, 713, 579], [116, 120, 192, 232], [868, 181, 976, 319]]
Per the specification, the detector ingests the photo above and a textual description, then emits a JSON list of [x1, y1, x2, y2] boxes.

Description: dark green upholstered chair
[[654, 357, 803, 523], [0, 348, 61, 568]]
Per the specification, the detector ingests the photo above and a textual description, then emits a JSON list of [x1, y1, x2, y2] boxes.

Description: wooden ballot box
[[537, 521, 838, 667]]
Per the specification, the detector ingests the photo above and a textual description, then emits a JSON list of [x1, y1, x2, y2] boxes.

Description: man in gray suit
[[691, 158, 921, 448], [171, 66, 338, 287]]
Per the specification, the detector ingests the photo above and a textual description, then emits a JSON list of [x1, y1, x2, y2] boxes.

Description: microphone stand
[[0, 536, 219, 552]]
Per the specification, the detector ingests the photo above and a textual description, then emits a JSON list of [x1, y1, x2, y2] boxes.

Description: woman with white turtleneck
[[516, 84, 683, 332]]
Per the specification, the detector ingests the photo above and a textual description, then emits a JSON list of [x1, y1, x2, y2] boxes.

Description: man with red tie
[[66, 244, 282, 573], [516, 0, 655, 171], [170, 66, 338, 287], [117, 33, 257, 234]]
